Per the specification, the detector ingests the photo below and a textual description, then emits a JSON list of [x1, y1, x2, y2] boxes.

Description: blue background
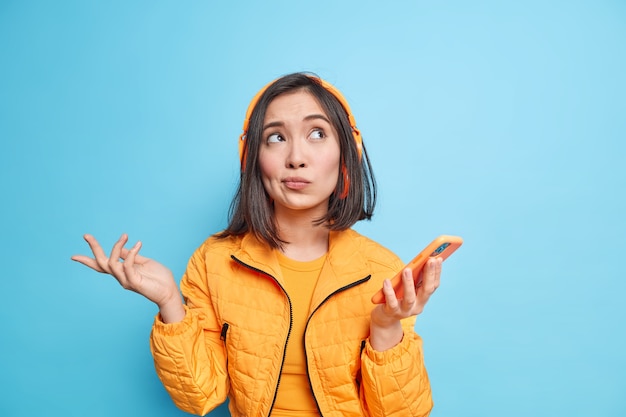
[[1, 1, 625, 416]]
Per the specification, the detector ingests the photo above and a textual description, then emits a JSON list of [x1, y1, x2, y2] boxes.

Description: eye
[[267, 133, 284, 143], [309, 129, 326, 140]]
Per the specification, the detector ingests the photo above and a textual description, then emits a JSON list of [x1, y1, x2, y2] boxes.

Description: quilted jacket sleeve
[[149, 246, 229, 416], [360, 316, 433, 417]]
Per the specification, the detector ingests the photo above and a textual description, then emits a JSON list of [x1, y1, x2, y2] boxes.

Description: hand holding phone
[[371, 235, 463, 304]]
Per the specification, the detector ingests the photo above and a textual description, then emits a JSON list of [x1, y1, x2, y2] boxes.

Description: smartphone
[[371, 235, 463, 304]]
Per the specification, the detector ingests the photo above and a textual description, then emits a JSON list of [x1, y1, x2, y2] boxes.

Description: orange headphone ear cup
[[338, 164, 350, 200], [350, 127, 362, 160]]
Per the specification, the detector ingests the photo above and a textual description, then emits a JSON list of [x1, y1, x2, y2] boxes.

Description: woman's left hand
[[369, 257, 442, 351]]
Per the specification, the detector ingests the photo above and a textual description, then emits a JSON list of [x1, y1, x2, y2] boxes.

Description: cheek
[[321, 154, 341, 186], [258, 151, 279, 189], [258, 150, 273, 177], [326, 157, 340, 176]]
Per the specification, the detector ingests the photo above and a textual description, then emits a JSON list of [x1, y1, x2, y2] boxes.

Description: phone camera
[[431, 242, 450, 256]]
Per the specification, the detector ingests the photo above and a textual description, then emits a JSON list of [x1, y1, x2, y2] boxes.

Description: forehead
[[264, 90, 328, 122]]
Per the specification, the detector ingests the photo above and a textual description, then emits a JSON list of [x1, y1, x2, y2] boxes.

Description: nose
[[286, 139, 307, 169]]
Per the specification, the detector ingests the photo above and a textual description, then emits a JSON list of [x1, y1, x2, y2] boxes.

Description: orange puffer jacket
[[150, 229, 433, 417]]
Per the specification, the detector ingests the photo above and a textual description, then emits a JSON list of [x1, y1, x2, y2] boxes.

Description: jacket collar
[[232, 230, 371, 309]]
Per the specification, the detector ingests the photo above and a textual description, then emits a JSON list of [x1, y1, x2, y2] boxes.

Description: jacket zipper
[[230, 255, 293, 417], [356, 339, 367, 391], [220, 323, 229, 341], [303, 275, 372, 416]]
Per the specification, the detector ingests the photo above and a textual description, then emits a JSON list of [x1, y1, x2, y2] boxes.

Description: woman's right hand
[[71, 234, 186, 323]]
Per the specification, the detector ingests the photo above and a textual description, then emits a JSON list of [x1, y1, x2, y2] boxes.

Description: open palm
[[71, 234, 179, 307]]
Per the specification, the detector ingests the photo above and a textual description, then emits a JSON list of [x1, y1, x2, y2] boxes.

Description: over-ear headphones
[[238, 76, 363, 170]]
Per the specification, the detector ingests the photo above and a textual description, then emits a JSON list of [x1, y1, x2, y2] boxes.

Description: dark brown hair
[[218, 72, 376, 248]]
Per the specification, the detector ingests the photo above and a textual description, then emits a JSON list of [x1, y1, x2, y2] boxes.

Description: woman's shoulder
[[332, 229, 404, 269], [183, 233, 249, 274], [194, 232, 246, 255]]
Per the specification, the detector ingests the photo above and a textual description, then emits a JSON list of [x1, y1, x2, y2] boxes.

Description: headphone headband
[[238, 76, 362, 169]]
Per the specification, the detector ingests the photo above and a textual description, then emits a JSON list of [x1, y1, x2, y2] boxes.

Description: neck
[[274, 208, 330, 261]]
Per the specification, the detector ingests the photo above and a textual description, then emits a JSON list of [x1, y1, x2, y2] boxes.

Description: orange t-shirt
[[271, 252, 325, 417]]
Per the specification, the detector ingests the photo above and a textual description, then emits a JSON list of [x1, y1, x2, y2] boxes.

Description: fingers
[[72, 233, 149, 296], [70, 254, 106, 272], [400, 268, 417, 307], [384, 269, 416, 312], [381, 279, 399, 310], [72, 233, 138, 277], [107, 234, 128, 277], [71, 234, 112, 273], [420, 257, 442, 295], [384, 259, 443, 319], [122, 240, 142, 283], [119, 246, 150, 264], [83, 234, 110, 271]]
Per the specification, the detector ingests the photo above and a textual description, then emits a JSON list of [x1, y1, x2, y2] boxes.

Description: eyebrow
[[262, 114, 331, 131]]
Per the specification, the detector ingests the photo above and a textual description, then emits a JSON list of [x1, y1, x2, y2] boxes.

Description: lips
[[282, 177, 310, 190]]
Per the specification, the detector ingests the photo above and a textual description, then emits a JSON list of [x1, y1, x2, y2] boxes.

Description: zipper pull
[[220, 323, 229, 341]]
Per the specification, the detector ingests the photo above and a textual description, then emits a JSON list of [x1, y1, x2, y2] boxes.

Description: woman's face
[[258, 89, 341, 219]]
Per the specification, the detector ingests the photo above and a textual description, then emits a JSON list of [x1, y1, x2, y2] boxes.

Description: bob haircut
[[218, 72, 377, 249]]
